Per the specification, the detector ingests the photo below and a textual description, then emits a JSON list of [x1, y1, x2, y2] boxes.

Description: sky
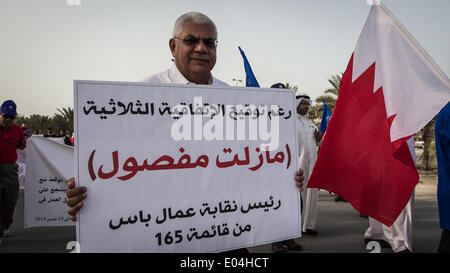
[[0, 0, 449, 117]]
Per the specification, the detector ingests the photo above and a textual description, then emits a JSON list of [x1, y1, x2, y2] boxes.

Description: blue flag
[[319, 101, 332, 134], [238, 46, 260, 87]]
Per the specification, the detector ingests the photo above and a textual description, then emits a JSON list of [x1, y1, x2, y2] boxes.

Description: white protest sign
[[75, 81, 300, 252], [24, 136, 74, 227]]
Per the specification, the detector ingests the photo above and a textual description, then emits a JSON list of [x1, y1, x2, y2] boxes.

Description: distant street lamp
[[232, 78, 243, 86]]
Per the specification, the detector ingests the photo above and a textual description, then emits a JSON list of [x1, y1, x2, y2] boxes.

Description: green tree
[[419, 117, 436, 170], [284, 82, 299, 91], [57, 107, 74, 125], [52, 107, 74, 132], [15, 115, 27, 127], [13, 107, 74, 134], [314, 73, 342, 110], [26, 114, 52, 133], [308, 104, 323, 126], [309, 73, 343, 126]]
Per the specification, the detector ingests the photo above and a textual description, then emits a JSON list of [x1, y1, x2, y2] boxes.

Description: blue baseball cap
[[1, 100, 18, 115]]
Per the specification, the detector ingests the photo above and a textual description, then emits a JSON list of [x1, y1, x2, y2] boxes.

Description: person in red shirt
[[0, 100, 26, 245], [70, 131, 74, 146]]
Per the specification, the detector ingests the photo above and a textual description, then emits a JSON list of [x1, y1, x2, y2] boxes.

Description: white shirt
[[141, 64, 228, 86]]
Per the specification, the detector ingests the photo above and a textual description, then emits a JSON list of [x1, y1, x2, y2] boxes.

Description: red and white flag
[[308, 3, 450, 226]]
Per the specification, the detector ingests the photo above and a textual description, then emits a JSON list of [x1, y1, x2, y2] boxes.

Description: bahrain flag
[[308, 3, 450, 226]]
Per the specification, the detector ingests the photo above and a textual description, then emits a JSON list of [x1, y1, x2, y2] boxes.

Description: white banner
[[17, 136, 66, 189], [17, 149, 26, 189], [24, 136, 75, 227], [75, 81, 301, 252]]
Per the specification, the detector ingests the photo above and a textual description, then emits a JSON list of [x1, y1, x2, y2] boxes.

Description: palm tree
[[309, 73, 343, 126], [27, 114, 52, 132], [314, 73, 343, 111], [53, 107, 74, 131], [14, 115, 27, 127], [420, 117, 436, 170], [57, 107, 73, 125], [284, 82, 299, 91], [324, 74, 342, 96], [308, 104, 323, 126]]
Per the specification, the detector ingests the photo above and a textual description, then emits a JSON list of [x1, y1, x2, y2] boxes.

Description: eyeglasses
[[1, 114, 16, 120], [174, 35, 218, 49]]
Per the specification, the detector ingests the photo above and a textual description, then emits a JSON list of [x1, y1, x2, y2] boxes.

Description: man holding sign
[[66, 12, 304, 252]]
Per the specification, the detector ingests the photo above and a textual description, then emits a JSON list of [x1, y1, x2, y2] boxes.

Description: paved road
[[251, 179, 442, 253], [0, 175, 441, 253]]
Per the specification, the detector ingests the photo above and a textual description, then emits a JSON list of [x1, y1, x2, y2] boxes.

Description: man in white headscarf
[[271, 83, 304, 252], [296, 93, 322, 235]]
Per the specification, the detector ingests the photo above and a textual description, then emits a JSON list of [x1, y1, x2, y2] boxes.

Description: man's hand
[[314, 129, 323, 142], [66, 177, 87, 221], [18, 138, 27, 150], [65, 169, 304, 221], [295, 169, 305, 192]]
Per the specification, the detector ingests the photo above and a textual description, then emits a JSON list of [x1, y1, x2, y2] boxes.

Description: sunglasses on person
[[174, 35, 218, 49], [1, 114, 16, 120]]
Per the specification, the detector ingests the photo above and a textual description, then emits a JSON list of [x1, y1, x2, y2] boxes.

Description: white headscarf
[[295, 91, 311, 108]]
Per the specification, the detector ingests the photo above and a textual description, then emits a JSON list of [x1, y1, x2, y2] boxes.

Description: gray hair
[[172, 12, 217, 38]]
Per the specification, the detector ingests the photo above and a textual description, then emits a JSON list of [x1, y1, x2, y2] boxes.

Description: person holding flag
[[436, 102, 450, 253], [307, 2, 450, 252], [364, 136, 416, 253]]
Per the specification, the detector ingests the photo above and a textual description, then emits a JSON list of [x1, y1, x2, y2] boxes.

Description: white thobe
[[141, 64, 228, 86], [364, 136, 416, 252], [296, 113, 320, 232]]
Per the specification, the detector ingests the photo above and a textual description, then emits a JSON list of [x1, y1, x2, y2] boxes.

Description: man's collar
[[169, 64, 189, 84], [169, 64, 213, 85], [297, 113, 309, 119]]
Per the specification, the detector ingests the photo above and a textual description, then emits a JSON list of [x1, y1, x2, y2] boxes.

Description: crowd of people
[[19, 125, 74, 147]]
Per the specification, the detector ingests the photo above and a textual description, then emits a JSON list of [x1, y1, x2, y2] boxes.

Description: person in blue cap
[[0, 100, 27, 246], [436, 102, 450, 253]]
